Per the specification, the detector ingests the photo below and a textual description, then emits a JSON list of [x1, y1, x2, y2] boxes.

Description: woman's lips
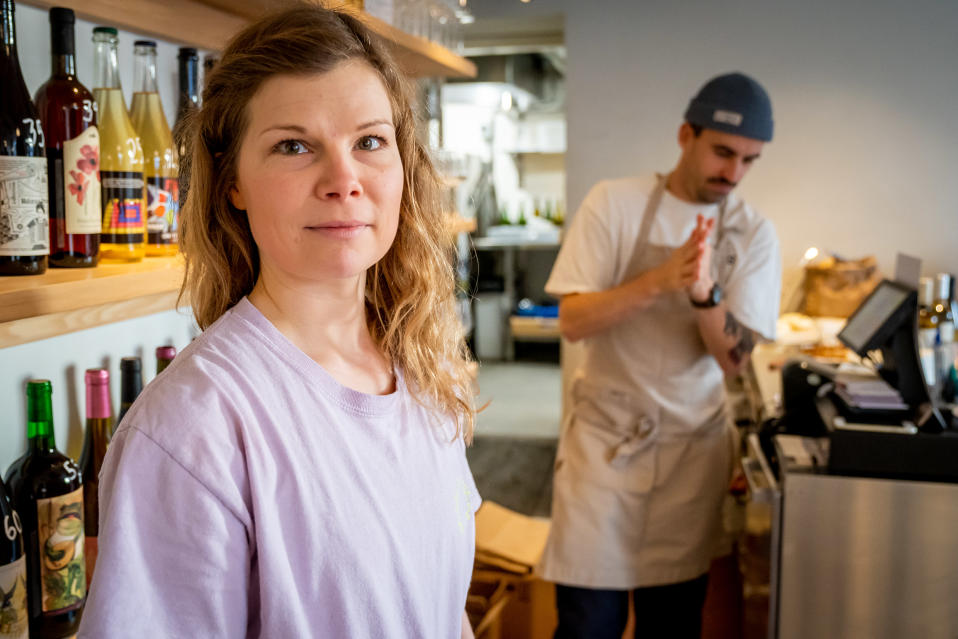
[[305, 221, 370, 239]]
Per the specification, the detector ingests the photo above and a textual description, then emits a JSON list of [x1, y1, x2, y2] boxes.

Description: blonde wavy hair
[[179, 3, 476, 440]]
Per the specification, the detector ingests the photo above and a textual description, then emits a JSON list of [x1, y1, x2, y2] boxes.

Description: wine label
[[0, 555, 28, 639], [36, 487, 86, 615], [63, 127, 102, 235], [100, 170, 145, 245], [0, 156, 50, 257], [146, 176, 179, 245]]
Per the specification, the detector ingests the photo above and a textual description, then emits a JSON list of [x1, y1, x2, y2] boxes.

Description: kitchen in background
[[438, 10, 567, 441]]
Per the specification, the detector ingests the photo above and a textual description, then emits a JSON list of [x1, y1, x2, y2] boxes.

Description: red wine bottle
[[115, 356, 143, 430], [4, 380, 85, 638], [0, 475, 28, 639], [34, 7, 100, 268], [173, 47, 198, 205], [79, 368, 112, 588], [0, 0, 49, 275], [156, 344, 176, 374]]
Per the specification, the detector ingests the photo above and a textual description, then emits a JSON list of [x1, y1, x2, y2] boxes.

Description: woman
[[78, 5, 480, 638]]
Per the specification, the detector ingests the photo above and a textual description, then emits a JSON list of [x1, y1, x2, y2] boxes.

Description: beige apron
[[537, 174, 737, 589]]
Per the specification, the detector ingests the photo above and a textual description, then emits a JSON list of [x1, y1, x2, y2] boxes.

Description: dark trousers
[[554, 574, 710, 639]]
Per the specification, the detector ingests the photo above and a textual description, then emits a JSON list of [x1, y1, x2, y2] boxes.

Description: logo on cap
[[713, 110, 743, 127]]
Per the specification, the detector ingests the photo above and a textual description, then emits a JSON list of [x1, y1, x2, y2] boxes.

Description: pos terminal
[[778, 279, 957, 482]]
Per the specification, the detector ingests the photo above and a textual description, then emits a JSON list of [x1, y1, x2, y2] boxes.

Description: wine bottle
[[0, 475, 28, 639], [156, 345, 176, 375], [3, 380, 85, 638], [115, 356, 143, 429], [34, 7, 101, 268], [173, 47, 198, 206], [130, 40, 178, 257], [0, 0, 49, 275], [79, 368, 112, 588], [93, 26, 145, 263]]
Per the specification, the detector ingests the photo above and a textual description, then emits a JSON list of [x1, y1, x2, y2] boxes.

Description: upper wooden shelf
[[0, 257, 185, 348], [19, 0, 476, 78]]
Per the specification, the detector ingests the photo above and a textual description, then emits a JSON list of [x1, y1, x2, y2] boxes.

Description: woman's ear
[[229, 185, 247, 211]]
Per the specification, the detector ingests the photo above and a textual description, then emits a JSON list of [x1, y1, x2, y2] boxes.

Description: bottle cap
[[156, 345, 176, 361], [935, 273, 952, 301], [49, 7, 75, 24], [134, 40, 157, 48], [178, 47, 198, 58], [93, 26, 118, 35], [85, 368, 110, 385], [85, 368, 112, 419]]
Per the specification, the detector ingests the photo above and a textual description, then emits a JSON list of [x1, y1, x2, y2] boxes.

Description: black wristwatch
[[690, 283, 723, 308]]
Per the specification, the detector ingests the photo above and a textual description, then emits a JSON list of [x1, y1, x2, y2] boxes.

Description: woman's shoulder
[[115, 303, 276, 457]]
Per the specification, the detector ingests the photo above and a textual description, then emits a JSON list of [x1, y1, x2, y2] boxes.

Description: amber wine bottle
[[92, 26, 145, 262], [3, 380, 85, 638], [130, 40, 178, 256], [79, 368, 113, 587]]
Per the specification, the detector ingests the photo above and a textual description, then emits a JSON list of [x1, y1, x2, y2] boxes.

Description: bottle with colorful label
[[92, 26, 145, 262], [3, 380, 85, 638], [0, 0, 49, 275], [130, 40, 178, 256], [34, 7, 101, 268]]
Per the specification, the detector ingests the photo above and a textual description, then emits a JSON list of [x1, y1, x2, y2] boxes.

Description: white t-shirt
[[546, 174, 781, 431], [78, 298, 481, 639]]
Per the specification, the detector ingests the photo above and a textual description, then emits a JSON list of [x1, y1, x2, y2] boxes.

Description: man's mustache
[[707, 177, 736, 187]]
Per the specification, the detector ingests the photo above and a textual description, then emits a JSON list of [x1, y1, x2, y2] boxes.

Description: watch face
[[711, 284, 723, 305]]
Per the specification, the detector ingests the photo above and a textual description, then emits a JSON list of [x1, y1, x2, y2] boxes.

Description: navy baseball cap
[[684, 72, 774, 142]]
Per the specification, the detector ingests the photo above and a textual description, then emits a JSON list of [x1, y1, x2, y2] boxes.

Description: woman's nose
[[316, 149, 363, 200]]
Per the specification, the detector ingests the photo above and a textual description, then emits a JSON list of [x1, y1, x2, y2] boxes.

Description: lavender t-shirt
[[78, 298, 481, 638]]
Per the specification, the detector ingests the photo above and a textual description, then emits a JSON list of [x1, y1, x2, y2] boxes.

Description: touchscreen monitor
[[838, 280, 912, 355]]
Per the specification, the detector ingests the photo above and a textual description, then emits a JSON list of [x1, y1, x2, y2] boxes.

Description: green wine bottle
[[3, 380, 85, 638]]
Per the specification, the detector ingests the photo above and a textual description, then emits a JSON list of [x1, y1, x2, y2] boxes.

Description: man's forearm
[[559, 269, 665, 342], [693, 302, 757, 376]]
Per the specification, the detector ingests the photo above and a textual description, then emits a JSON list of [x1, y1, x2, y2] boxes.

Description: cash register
[[778, 278, 958, 483]]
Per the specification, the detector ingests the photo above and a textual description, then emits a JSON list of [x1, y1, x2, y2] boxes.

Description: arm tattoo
[[724, 311, 757, 366]]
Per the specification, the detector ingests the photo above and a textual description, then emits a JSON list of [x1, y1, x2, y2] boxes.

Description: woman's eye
[[357, 135, 385, 151], [274, 139, 308, 155]]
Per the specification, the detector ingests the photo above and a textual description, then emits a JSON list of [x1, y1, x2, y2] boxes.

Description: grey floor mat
[[466, 435, 557, 518]]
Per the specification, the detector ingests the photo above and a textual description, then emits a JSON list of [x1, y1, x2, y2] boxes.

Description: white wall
[[0, 310, 198, 473], [471, 0, 958, 277], [1, 5, 204, 473]]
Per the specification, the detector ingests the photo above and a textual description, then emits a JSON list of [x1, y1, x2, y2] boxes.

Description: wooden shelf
[[19, 0, 476, 78], [0, 257, 185, 348]]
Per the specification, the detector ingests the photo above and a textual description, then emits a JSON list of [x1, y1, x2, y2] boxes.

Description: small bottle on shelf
[[130, 40, 179, 257], [933, 273, 956, 401], [917, 276, 938, 388], [0, 0, 49, 276], [93, 26, 146, 263], [34, 7, 101, 268], [4, 380, 85, 638]]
